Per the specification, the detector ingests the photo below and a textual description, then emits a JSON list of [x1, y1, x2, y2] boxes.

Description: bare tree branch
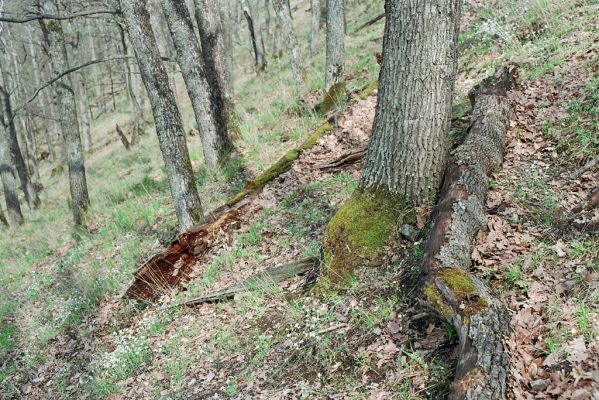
[[0, 9, 120, 24]]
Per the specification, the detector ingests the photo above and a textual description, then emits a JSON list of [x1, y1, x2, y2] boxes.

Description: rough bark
[[244, 0, 267, 73], [310, 0, 320, 55], [116, 124, 131, 150], [118, 23, 143, 146], [421, 66, 516, 400], [272, 0, 305, 88], [160, 0, 233, 170], [0, 86, 39, 210], [0, 205, 8, 228], [40, 1, 91, 226], [120, 0, 203, 231], [324, 0, 345, 93], [0, 123, 24, 226], [361, 0, 461, 204]]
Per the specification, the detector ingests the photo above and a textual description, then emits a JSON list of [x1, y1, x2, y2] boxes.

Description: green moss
[[299, 123, 332, 151], [47, 20, 62, 33], [321, 187, 407, 284], [439, 268, 476, 297], [320, 82, 347, 114], [424, 284, 452, 318], [357, 80, 378, 100]]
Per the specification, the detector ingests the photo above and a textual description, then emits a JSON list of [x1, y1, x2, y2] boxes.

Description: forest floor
[[1, 0, 598, 399]]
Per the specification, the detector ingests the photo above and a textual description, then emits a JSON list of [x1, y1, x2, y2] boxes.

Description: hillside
[[0, 0, 598, 399]]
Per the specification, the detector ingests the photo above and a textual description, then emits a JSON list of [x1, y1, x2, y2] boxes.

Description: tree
[[120, 0, 204, 230], [0, 84, 40, 210], [324, 0, 345, 93], [244, 0, 267, 73], [193, 0, 237, 134], [0, 205, 8, 228], [272, 0, 304, 88], [310, 0, 320, 55], [39, 0, 91, 226], [159, 0, 233, 170], [0, 122, 24, 226]]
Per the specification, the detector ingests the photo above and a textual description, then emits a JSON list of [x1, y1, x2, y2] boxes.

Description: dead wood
[[161, 257, 319, 309], [420, 66, 517, 400], [115, 124, 130, 150], [354, 12, 385, 33], [569, 154, 599, 180], [316, 145, 367, 170], [124, 199, 252, 301]]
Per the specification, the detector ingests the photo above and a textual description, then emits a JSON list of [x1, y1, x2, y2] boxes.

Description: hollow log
[[420, 66, 517, 399]]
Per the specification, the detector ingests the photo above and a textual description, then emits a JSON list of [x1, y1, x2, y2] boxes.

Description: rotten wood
[[316, 145, 367, 170], [420, 65, 517, 400], [161, 257, 319, 309], [124, 199, 252, 301]]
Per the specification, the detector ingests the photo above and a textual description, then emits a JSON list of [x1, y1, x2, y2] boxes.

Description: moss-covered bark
[[318, 187, 411, 286], [320, 82, 347, 114]]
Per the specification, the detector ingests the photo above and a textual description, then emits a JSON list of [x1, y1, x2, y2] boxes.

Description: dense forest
[[0, 0, 597, 398]]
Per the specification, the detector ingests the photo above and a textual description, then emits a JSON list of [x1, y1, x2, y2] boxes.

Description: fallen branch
[[421, 66, 517, 399], [354, 12, 385, 33], [569, 154, 599, 180], [316, 145, 367, 170], [115, 124, 130, 150], [162, 257, 319, 309]]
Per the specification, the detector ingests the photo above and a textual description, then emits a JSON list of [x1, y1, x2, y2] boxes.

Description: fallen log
[[420, 66, 517, 400], [316, 145, 368, 170], [161, 257, 319, 309], [125, 199, 252, 301], [569, 154, 599, 180]]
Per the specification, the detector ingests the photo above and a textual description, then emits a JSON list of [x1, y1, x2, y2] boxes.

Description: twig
[[569, 154, 599, 180], [0, 9, 119, 23], [316, 323, 347, 335]]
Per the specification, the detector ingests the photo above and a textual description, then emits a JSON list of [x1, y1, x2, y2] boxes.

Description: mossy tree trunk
[[120, 0, 204, 231], [39, 0, 90, 226], [320, 0, 461, 282], [421, 66, 515, 400]]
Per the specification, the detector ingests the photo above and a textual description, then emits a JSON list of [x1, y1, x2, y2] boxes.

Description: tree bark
[[244, 0, 267, 73], [361, 0, 461, 205], [118, 23, 144, 146], [324, 0, 345, 93], [160, 0, 233, 170], [272, 0, 305, 88], [0, 122, 24, 226], [193, 0, 238, 141], [421, 66, 516, 400], [0, 86, 39, 210], [310, 0, 320, 55], [120, 0, 203, 231], [39, 1, 91, 226], [0, 205, 8, 228]]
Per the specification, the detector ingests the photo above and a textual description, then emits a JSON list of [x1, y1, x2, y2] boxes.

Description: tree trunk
[[0, 123, 24, 226], [244, 0, 267, 73], [0, 205, 8, 228], [0, 86, 40, 210], [40, 1, 91, 226], [310, 0, 320, 55], [120, 0, 204, 231], [193, 0, 239, 143], [272, 0, 305, 88], [361, 0, 461, 204], [318, 0, 461, 286], [324, 0, 345, 93], [271, 19, 282, 58], [118, 23, 144, 146], [421, 66, 515, 400], [160, 0, 233, 170], [87, 21, 105, 118]]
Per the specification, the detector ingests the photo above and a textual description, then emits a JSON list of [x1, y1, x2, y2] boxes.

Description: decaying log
[[420, 66, 517, 400], [316, 145, 367, 170], [162, 257, 319, 309], [125, 199, 252, 301]]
